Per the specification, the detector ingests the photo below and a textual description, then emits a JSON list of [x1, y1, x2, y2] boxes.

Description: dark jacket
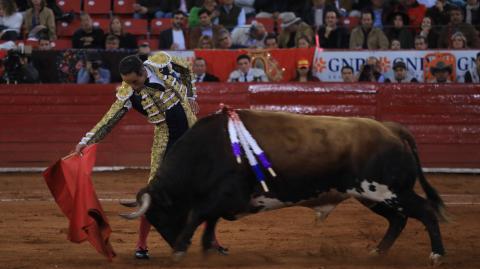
[[159, 28, 189, 49], [196, 73, 220, 82], [72, 27, 105, 49], [218, 4, 242, 31], [317, 26, 349, 49], [438, 23, 480, 48], [385, 27, 414, 49]]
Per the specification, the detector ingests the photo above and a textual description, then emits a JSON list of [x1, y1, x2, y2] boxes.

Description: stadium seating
[[51, 39, 72, 50], [83, 0, 112, 15], [150, 19, 172, 35], [113, 0, 136, 14], [122, 19, 149, 36], [342, 16, 360, 31], [92, 18, 111, 33], [57, 20, 82, 37], [56, 0, 81, 13]]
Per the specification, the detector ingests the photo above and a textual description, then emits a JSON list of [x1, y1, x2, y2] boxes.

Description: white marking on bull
[[347, 180, 397, 203]]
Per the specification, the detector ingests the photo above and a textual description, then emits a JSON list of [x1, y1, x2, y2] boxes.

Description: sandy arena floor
[[0, 170, 479, 269]]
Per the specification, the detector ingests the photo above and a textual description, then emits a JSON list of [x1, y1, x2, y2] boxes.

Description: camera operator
[[77, 53, 111, 84], [2, 48, 40, 84]]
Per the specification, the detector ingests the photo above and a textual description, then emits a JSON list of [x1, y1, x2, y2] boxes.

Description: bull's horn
[[119, 199, 138, 208], [119, 193, 151, 220]]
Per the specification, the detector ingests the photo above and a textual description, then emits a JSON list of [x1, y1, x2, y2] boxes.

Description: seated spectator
[[133, 0, 171, 19], [2, 49, 39, 83], [404, 0, 427, 31], [368, 0, 387, 29], [192, 57, 219, 82], [438, 6, 480, 48], [450, 31, 467, 49], [317, 9, 349, 49], [23, 0, 57, 41], [107, 16, 137, 50], [418, 16, 439, 49], [216, 29, 247, 49], [278, 12, 314, 48], [296, 35, 312, 48], [37, 34, 51, 50], [197, 35, 215, 49], [414, 35, 428, 49], [390, 38, 401, 49], [463, 52, 480, 83], [0, 0, 23, 41], [228, 54, 268, 82], [385, 12, 413, 49], [350, 9, 389, 49], [291, 59, 320, 82], [218, 0, 246, 31], [385, 61, 418, 83], [300, 0, 336, 31], [105, 34, 120, 50], [77, 54, 111, 84], [159, 10, 188, 50], [264, 33, 278, 49], [341, 65, 355, 82], [231, 22, 267, 48], [137, 42, 151, 61], [429, 61, 453, 83], [464, 0, 480, 31], [358, 56, 385, 82], [189, 0, 219, 28], [426, 0, 455, 26], [72, 13, 105, 49], [189, 8, 226, 49]]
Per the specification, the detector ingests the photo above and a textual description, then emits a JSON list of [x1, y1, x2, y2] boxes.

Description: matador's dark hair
[[119, 55, 143, 75]]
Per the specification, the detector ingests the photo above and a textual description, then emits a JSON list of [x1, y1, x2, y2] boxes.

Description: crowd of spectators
[[1, 0, 480, 84]]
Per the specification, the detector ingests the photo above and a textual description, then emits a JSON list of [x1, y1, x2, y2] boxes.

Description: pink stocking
[[135, 215, 151, 250]]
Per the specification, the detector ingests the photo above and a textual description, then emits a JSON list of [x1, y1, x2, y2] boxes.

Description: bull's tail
[[384, 122, 449, 222]]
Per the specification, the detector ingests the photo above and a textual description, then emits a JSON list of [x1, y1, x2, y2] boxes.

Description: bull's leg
[[201, 218, 228, 255], [172, 211, 204, 259]]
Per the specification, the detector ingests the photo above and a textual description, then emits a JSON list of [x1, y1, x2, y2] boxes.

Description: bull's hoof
[[172, 251, 186, 262], [204, 245, 229, 256], [369, 248, 381, 256], [430, 253, 443, 267]]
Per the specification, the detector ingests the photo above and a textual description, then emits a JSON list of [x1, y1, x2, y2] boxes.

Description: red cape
[[43, 144, 116, 261]]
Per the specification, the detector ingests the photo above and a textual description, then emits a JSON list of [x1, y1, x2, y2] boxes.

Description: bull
[[120, 109, 447, 266]]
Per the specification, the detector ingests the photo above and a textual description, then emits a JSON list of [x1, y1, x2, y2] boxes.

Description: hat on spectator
[[280, 12, 301, 29], [393, 61, 406, 70], [297, 59, 310, 68], [430, 61, 452, 74]]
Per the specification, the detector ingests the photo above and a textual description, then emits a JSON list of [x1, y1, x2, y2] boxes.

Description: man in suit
[[189, 8, 226, 49], [159, 10, 188, 50], [192, 57, 219, 82]]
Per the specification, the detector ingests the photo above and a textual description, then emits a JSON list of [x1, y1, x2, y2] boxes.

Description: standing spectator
[[189, 8, 225, 49], [385, 61, 418, 83], [188, 0, 219, 28], [450, 31, 467, 49], [0, 0, 23, 41], [318, 9, 349, 49], [390, 38, 401, 49], [426, 0, 455, 26], [159, 10, 188, 50], [228, 54, 268, 82], [192, 57, 219, 82], [438, 6, 480, 48], [216, 29, 247, 49], [77, 54, 111, 84], [414, 35, 428, 49], [218, 0, 246, 31], [429, 61, 453, 83], [231, 22, 267, 48], [197, 35, 215, 49], [23, 0, 56, 40], [72, 13, 105, 49], [300, 0, 336, 31], [341, 65, 355, 82], [37, 34, 51, 50], [385, 12, 413, 49], [278, 12, 314, 48], [105, 34, 120, 50], [464, 0, 480, 31], [463, 52, 480, 83], [107, 16, 137, 50], [419, 16, 439, 48], [291, 59, 320, 82], [350, 9, 389, 49], [264, 33, 278, 48], [133, 1, 171, 19]]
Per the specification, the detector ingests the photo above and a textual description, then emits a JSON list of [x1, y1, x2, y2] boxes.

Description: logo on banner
[[378, 57, 391, 73], [313, 57, 326, 73]]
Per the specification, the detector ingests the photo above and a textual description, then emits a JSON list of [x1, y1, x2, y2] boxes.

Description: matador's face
[[121, 68, 147, 91]]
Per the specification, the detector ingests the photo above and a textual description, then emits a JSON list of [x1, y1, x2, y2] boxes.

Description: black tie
[[244, 73, 248, 82], [197, 75, 201, 82]]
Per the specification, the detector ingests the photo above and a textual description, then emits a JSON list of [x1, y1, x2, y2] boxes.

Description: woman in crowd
[[418, 16, 439, 49], [107, 16, 137, 50], [390, 38, 401, 50], [296, 35, 313, 48], [0, 0, 23, 41], [291, 59, 320, 82], [23, 0, 56, 40], [197, 35, 215, 49], [450, 31, 467, 49]]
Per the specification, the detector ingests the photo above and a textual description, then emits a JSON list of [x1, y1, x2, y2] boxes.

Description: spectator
[[164, 0, 199, 16], [296, 35, 312, 48], [419, 16, 439, 48], [23, 0, 57, 40], [216, 29, 247, 49], [341, 65, 355, 82], [464, 0, 480, 31], [358, 56, 385, 82], [72, 13, 105, 49], [197, 35, 215, 49], [188, 0, 219, 28], [414, 35, 428, 49], [105, 34, 120, 50], [426, 0, 455, 26], [385, 12, 413, 49], [0, 0, 23, 41], [218, 0, 246, 31], [77, 53, 111, 84], [404, 0, 427, 31], [463, 52, 480, 83], [429, 61, 453, 83], [390, 38, 401, 49], [264, 33, 278, 48], [235, 0, 256, 19], [2, 49, 39, 83], [231, 22, 267, 48], [192, 57, 219, 82], [159, 10, 188, 50], [369, 0, 387, 29], [438, 6, 480, 48], [385, 61, 418, 83], [291, 59, 320, 82], [254, 0, 291, 19], [450, 31, 467, 49], [107, 16, 137, 50], [189, 8, 226, 49], [133, 0, 171, 19], [37, 34, 51, 50], [317, 9, 349, 49], [137, 42, 151, 61], [350, 9, 389, 49], [228, 54, 268, 82], [278, 12, 314, 48], [300, 0, 336, 31]]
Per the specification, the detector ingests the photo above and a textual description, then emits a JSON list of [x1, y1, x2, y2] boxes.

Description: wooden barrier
[[0, 83, 479, 169]]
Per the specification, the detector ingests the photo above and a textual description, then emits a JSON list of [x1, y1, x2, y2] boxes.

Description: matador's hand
[[189, 99, 199, 115]]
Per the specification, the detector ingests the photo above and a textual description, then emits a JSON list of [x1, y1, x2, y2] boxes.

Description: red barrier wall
[[1, 83, 479, 169]]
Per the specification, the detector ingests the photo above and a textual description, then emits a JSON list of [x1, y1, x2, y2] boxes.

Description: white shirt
[[172, 29, 186, 50], [194, 73, 205, 83], [0, 12, 23, 34]]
